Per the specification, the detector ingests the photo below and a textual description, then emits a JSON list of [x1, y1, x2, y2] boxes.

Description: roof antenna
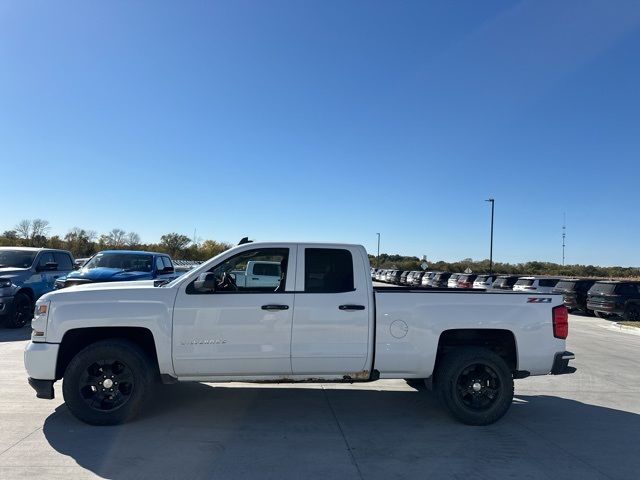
[[238, 237, 253, 245]]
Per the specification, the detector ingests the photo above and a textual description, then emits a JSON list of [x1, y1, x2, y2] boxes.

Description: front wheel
[[62, 339, 154, 425], [436, 348, 513, 426], [6, 292, 33, 328]]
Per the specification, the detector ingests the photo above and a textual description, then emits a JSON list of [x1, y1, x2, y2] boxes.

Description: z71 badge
[[527, 297, 552, 303]]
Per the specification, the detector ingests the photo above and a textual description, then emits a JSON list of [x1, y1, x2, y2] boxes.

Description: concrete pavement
[[0, 314, 639, 479]]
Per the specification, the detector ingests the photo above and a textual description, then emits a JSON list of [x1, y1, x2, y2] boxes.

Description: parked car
[[431, 272, 452, 288], [423, 271, 442, 288], [410, 271, 425, 287], [457, 274, 478, 289], [0, 247, 75, 328], [375, 269, 386, 282], [553, 279, 597, 314], [512, 276, 561, 294], [400, 271, 411, 285], [491, 275, 520, 290], [54, 250, 178, 289], [473, 275, 497, 290], [447, 273, 462, 288], [387, 270, 402, 284], [25, 241, 575, 426], [587, 281, 640, 320]]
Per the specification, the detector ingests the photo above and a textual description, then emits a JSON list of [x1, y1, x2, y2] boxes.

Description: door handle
[[339, 304, 365, 311], [261, 304, 290, 311]]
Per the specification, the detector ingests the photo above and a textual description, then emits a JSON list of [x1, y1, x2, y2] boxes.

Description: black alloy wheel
[[79, 359, 135, 412], [8, 292, 32, 328]]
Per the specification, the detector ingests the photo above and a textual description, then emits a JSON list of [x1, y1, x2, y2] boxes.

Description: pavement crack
[[322, 386, 364, 480], [0, 426, 42, 458]]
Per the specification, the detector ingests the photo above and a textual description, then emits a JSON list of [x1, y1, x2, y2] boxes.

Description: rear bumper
[[551, 351, 576, 375]]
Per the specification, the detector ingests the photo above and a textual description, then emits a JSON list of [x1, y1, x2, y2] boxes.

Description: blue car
[[0, 247, 75, 328], [55, 250, 178, 290]]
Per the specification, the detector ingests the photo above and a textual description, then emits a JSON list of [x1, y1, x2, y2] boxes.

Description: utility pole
[[376, 233, 381, 268], [485, 198, 495, 275], [562, 213, 566, 266]]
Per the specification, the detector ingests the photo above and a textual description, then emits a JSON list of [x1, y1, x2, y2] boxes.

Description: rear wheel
[[595, 311, 611, 319], [62, 339, 154, 425], [6, 292, 33, 328], [624, 304, 640, 321], [436, 348, 513, 426]]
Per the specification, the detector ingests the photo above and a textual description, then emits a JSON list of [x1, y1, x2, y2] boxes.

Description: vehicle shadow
[[41, 383, 640, 480], [0, 325, 31, 343]]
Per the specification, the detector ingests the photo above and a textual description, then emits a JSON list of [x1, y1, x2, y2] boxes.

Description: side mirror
[[193, 272, 216, 293], [161, 266, 175, 274]]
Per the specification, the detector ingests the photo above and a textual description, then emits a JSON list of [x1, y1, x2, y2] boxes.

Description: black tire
[[6, 291, 33, 328], [583, 308, 595, 317], [405, 378, 426, 390], [624, 304, 640, 322], [62, 339, 154, 425], [594, 311, 610, 319], [436, 348, 513, 426]]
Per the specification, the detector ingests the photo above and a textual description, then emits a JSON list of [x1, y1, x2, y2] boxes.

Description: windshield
[[589, 283, 617, 295], [83, 253, 153, 272], [0, 250, 36, 269]]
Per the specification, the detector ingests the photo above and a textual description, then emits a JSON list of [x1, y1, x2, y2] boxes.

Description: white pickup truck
[[231, 260, 281, 288], [24, 242, 575, 426]]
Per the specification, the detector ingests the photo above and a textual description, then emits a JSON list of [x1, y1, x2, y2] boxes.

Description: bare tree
[[15, 219, 31, 240], [107, 228, 127, 247], [31, 219, 50, 240], [126, 232, 141, 247]]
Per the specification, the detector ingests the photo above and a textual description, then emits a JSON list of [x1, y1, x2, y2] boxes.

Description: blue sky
[[1, 1, 639, 266]]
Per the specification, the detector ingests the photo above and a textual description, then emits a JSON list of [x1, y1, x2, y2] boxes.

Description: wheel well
[[16, 288, 34, 303], [435, 329, 517, 374], [56, 327, 159, 380]]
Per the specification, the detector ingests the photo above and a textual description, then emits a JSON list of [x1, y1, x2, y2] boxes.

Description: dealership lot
[[0, 315, 639, 480]]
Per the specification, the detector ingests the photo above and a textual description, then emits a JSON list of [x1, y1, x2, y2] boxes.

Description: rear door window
[[304, 248, 354, 293], [515, 279, 534, 287], [539, 279, 559, 287]]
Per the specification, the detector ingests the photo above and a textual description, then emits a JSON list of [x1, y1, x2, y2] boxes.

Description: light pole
[[485, 198, 495, 275], [376, 233, 381, 268]]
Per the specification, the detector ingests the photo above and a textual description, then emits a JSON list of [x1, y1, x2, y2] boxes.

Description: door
[[172, 246, 295, 377], [291, 246, 371, 376], [30, 252, 57, 297]]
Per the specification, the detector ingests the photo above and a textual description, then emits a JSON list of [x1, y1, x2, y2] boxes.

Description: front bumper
[[24, 341, 59, 380], [28, 378, 55, 399], [551, 351, 576, 375]]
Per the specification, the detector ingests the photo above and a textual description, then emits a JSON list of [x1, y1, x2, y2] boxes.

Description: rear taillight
[[552, 305, 569, 339]]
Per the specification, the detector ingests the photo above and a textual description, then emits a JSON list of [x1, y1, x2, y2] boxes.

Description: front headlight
[[0, 278, 12, 289], [32, 300, 50, 340]]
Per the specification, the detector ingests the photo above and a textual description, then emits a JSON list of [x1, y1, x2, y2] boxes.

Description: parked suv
[[55, 250, 177, 289], [512, 276, 560, 294], [473, 275, 497, 289], [553, 279, 597, 315], [447, 273, 462, 288], [400, 271, 411, 285], [0, 247, 75, 328], [431, 272, 451, 288], [587, 281, 640, 320], [457, 274, 478, 289], [491, 275, 520, 290], [410, 271, 425, 286]]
